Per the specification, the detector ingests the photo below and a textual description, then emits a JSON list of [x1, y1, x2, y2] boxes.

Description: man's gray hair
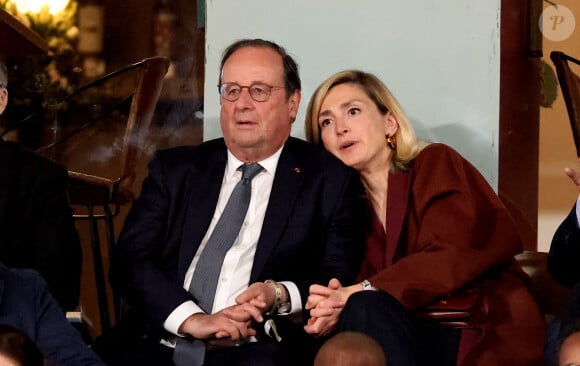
[[0, 61, 8, 88]]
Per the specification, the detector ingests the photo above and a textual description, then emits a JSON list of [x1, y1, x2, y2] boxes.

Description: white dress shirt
[[164, 147, 301, 336], [575, 195, 580, 226]]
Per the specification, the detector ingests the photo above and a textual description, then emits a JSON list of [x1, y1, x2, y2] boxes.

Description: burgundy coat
[[359, 143, 546, 366]]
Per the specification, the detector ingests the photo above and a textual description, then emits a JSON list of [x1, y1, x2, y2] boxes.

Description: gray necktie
[[173, 163, 263, 366]]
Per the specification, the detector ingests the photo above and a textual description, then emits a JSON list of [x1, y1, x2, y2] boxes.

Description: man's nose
[[235, 87, 254, 106]]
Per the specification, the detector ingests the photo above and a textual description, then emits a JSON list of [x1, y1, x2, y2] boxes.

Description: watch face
[[362, 279, 372, 290]]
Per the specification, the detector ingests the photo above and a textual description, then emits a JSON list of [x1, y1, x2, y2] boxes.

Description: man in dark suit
[[0, 263, 105, 365], [0, 62, 81, 312], [546, 159, 580, 366], [548, 159, 580, 287], [99, 39, 366, 365]]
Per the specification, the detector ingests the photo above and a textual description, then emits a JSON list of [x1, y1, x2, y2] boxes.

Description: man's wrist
[[264, 279, 289, 314], [164, 301, 203, 336], [178, 312, 204, 336]]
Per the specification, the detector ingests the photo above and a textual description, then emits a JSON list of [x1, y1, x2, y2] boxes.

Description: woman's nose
[[335, 119, 348, 134]]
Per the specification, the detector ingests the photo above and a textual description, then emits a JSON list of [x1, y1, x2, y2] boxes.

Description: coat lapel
[[250, 141, 305, 281], [0, 142, 15, 233], [386, 170, 411, 265], [0, 276, 4, 306], [177, 149, 227, 281]]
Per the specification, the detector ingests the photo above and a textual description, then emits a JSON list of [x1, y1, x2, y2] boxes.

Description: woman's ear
[[385, 113, 398, 136]]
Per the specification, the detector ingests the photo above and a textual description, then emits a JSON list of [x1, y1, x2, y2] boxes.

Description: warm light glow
[[13, 0, 69, 15]]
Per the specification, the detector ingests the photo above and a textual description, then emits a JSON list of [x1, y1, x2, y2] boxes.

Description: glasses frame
[[218, 82, 285, 102]]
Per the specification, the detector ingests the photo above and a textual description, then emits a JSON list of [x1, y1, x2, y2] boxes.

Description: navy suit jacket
[[0, 265, 105, 366], [548, 204, 580, 287], [111, 137, 366, 330], [0, 140, 81, 311]]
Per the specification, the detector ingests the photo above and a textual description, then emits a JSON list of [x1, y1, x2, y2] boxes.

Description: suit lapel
[[0, 142, 15, 233], [386, 170, 410, 265], [0, 276, 4, 306], [250, 141, 305, 281], [178, 149, 227, 281]]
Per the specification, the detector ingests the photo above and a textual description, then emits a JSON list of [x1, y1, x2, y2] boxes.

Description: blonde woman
[[304, 70, 546, 366]]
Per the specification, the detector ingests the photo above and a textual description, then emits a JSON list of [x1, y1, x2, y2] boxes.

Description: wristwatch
[[265, 279, 290, 314], [361, 279, 375, 291]]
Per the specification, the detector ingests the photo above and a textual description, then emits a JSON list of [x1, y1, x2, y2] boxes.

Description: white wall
[[204, 0, 501, 188]]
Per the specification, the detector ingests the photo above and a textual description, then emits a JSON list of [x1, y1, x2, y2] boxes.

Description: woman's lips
[[339, 141, 356, 150]]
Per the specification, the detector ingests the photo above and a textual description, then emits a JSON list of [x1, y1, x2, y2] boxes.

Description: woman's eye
[[319, 118, 332, 127], [348, 107, 360, 116]]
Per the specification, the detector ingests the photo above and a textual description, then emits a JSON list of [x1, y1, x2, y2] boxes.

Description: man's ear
[[0, 88, 7, 115], [289, 90, 301, 122]]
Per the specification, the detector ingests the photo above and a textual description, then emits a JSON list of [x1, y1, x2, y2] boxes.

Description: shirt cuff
[[575, 197, 580, 228], [279, 281, 302, 315], [163, 301, 204, 336]]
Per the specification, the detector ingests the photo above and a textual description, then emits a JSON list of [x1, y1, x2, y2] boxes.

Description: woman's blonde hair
[[305, 70, 426, 171]]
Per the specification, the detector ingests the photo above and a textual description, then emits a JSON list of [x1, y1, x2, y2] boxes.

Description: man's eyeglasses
[[218, 82, 284, 102]]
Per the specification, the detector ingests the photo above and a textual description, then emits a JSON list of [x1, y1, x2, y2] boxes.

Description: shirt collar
[[225, 145, 283, 180]]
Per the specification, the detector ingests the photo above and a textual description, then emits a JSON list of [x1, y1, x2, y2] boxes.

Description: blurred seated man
[[0, 263, 105, 365], [0, 61, 81, 312], [548, 159, 580, 287], [547, 158, 580, 366], [557, 317, 580, 366], [314, 332, 386, 366], [0, 323, 45, 366]]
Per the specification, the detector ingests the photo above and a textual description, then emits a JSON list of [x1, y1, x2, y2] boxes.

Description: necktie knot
[[240, 163, 263, 184]]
